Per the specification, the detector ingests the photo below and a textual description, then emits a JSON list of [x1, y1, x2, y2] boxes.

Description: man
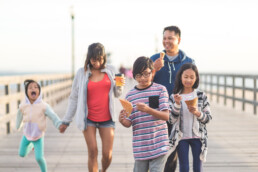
[[150, 26, 195, 172]]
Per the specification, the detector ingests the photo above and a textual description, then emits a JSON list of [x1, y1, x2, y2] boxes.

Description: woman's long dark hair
[[84, 43, 107, 71], [173, 63, 199, 94]]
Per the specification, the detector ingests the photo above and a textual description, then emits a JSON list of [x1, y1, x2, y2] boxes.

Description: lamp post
[[71, 6, 75, 79]]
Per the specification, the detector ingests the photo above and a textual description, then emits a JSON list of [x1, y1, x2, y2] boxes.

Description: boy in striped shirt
[[119, 56, 170, 172]]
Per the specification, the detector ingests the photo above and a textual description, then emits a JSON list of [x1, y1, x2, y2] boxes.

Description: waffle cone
[[185, 97, 198, 107], [119, 99, 133, 117]]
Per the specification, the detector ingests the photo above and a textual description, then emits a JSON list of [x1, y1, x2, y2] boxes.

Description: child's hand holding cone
[[185, 97, 201, 117], [119, 99, 133, 117]]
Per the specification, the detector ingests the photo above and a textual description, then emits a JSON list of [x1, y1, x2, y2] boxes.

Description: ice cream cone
[[185, 97, 198, 107], [119, 99, 133, 117], [160, 52, 165, 60]]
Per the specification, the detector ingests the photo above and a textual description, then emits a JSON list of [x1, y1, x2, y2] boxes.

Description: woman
[[59, 43, 124, 172]]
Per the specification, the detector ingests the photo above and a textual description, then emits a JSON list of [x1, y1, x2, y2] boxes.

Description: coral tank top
[[87, 73, 111, 122]]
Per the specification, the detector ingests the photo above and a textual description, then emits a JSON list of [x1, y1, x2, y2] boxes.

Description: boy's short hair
[[132, 56, 154, 79], [163, 26, 181, 38], [24, 79, 41, 97]]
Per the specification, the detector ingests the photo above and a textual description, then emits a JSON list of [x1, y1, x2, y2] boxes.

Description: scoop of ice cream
[[160, 52, 165, 60]]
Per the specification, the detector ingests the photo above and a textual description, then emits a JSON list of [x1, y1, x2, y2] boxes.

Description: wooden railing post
[[5, 85, 8, 95], [17, 83, 20, 92], [4, 84, 10, 134], [41, 80, 44, 87], [232, 76, 235, 108], [6, 122, 10, 134], [205, 74, 207, 94], [254, 77, 257, 114], [242, 77, 245, 111], [224, 75, 227, 105], [217, 75, 219, 103], [210, 74, 213, 101], [5, 85, 9, 114], [17, 83, 21, 108]]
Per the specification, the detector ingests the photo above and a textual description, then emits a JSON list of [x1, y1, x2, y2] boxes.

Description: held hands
[[59, 124, 68, 133], [173, 94, 182, 105]]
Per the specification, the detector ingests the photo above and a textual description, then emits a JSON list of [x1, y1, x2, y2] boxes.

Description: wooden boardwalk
[[1, 83, 258, 171]]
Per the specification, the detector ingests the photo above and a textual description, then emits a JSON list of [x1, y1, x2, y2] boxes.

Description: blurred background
[[0, 0, 258, 75], [1, 1, 258, 171]]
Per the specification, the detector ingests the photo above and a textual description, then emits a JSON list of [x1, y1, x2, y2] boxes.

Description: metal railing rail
[[199, 73, 258, 115]]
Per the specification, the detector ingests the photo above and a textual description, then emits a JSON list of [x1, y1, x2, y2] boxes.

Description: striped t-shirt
[[126, 82, 170, 160]]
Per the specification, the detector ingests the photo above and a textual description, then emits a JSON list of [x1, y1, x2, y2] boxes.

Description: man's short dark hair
[[133, 56, 154, 79], [163, 26, 181, 38]]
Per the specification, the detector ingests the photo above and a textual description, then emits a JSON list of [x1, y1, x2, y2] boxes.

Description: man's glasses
[[135, 72, 152, 79]]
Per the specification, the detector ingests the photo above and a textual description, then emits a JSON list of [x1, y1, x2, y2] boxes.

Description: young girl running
[[16, 79, 62, 172], [168, 63, 212, 172]]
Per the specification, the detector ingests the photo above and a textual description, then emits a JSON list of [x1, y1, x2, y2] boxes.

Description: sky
[[0, 0, 258, 74]]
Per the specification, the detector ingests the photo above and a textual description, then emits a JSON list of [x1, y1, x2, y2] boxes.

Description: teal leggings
[[19, 135, 47, 172]]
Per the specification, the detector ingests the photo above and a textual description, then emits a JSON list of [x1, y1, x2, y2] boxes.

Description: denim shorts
[[87, 118, 115, 129]]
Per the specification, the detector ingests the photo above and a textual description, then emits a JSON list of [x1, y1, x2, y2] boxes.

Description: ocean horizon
[[1, 70, 258, 77], [0, 71, 70, 76]]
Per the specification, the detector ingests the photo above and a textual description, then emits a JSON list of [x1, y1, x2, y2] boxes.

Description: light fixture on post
[[70, 6, 75, 79]]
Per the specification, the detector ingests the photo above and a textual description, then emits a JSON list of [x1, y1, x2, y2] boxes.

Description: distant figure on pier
[[119, 64, 126, 75], [16, 79, 62, 172], [59, 42, 124, 172], [168, 63, 212, 172], [119, 56, 170, 172], [150, 25, 195, 172]]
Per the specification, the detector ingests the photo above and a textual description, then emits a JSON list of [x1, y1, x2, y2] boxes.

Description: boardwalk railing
[[0, 74, 72, 136], [199, 73, 258, 115]]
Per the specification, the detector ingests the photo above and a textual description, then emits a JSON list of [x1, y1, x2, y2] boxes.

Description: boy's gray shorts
[[133, 154, 167, 172]]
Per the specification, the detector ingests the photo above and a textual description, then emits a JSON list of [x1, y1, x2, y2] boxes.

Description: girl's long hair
[[173, 63, 199, 94], [84, 43, 107, 71]]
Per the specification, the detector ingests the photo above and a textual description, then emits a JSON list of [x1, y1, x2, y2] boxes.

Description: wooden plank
[[1, 81, 258, 171]]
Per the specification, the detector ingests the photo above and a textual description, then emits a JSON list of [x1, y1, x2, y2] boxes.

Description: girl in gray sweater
[[168, 63, 212, 172]]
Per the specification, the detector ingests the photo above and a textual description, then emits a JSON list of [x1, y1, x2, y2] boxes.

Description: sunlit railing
[[0, 74, 72, 136], [199, 73, 258, 115]]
